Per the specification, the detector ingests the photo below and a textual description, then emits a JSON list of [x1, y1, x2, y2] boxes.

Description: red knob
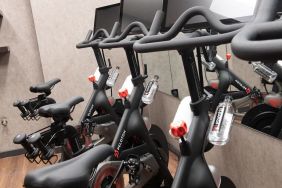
[[226, 53, 232, 60], [169, 120, 188, 138], [118, 89, 128, 98], [88, 75, 96, 83]]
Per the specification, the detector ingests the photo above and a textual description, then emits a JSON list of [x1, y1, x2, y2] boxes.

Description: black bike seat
[[30, 78, 61, 94], [38, 96, 84, 119], [24, 145, 114, 188]]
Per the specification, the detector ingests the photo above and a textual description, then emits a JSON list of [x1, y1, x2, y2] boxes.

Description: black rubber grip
[[98, 22, 149, 49], [148, 10, 165, 36], [76, 29, 109, 49], [231, 0, 280, 61]]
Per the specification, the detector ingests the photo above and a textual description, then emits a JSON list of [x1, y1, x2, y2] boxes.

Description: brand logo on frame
[[87, 104, 95, 117], [114, 130, 126, 158]]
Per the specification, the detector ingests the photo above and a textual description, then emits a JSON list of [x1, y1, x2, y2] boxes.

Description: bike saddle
[[30, 78, 61, 94], [38, 96, 84, 119], [24, 144, 114, 188]]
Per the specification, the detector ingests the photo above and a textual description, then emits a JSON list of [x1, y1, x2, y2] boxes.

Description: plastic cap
[[118, 89, 128, 98], [226, 53, 232, 60], [88, 75, 96, 83], [169, 121, 188, 138]]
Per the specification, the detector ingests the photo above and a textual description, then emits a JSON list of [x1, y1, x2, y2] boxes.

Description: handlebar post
[[124, 48, 140, 78], [93, 48, 107, 68], [179, 49, 203, 103]]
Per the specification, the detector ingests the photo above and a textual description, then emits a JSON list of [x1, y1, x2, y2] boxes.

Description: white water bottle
[[208, 96, 234, 146], [142, 75, 159, 104], [107, 66, 120, 87]]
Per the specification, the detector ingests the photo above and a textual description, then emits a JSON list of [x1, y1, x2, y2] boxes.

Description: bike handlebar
[[98, 10, 164, 49], [76, 22, 120, 49], [232, 21, 282, 61], [134, 6, 244, 53], [134, 0, 279, 53], [231, 0, 281, 61]]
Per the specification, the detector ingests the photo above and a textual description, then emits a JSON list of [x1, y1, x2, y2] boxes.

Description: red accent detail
[[245, 88, 251, 94], [226, 53, 232, 60], [114, 149, 119, 158], [169, 121, 188, 138], [209, 80, 219, 90], [92, 166, 124, 188], [118, 89, 128, 98], [268, 98, 282, 108], [88, 75, 96, 83]]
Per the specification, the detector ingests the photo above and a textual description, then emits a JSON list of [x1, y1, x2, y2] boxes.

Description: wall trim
[[0, 148, 25, 159]]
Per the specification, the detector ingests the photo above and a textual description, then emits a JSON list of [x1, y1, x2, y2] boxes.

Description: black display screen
[[94, 3, 121, 34], [165, 0, 260, 31], [120, 0, 166, 34]]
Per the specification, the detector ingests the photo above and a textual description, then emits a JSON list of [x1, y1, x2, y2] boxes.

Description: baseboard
[[0, 148, 25, 159], [1, 145, 180, 159]]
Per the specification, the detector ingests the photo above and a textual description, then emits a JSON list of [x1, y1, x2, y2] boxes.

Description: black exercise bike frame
[[97, 19, 173, 186]]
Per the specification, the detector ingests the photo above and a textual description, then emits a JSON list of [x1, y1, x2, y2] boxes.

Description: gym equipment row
[[10, 0, 282, 187]]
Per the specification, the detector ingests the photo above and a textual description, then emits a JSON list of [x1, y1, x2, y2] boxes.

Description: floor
[[0, 152, 178, 187]]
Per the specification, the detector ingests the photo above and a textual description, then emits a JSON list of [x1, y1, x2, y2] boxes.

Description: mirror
[[140, 44, 268, 99], [139, 43, 282, 140]]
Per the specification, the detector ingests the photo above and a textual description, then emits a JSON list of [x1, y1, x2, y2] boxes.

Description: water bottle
[[142, 75, 159, 104], [252, 61, 277, 83], [107, 66, 120, 87], [208, 96, 234, 146], [118, 75, 134, 98], [94, 68, 101, 81]]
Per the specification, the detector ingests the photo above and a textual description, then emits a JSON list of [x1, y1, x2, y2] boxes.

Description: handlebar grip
[[99, 22, 149, 49], [231, 22, 282, 61], [148, 10, 165, 36], [85, 30, 93, 41], [14, 101, 29, 116], [76, 29, 109, 49], [109, 22, 120, 37]]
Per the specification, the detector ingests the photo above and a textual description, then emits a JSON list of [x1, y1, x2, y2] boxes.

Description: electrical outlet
[[1, 117, 8, 126]]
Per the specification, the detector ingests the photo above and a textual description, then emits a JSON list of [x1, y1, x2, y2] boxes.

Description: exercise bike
[[134, 0, 279, 186], [13, 78, 60, 121], [23, 11, 172, 188], [13, 27, 125, 164]]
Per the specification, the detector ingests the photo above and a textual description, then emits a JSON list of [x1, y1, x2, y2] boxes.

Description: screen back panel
[[94, 3, 121, 34], [165, 0, 260, 31], [120, 0, 166, 34]]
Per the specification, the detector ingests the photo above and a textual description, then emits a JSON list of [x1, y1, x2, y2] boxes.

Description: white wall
[[0, 0, 49, 152]]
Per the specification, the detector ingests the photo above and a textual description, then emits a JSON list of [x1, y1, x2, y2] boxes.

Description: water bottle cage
[[22, 112, 40, 121], [14, 96, 49, 121], [25, 153, 41, 164], [38, 149, 58, 165], [23, 145, 58, 165]]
